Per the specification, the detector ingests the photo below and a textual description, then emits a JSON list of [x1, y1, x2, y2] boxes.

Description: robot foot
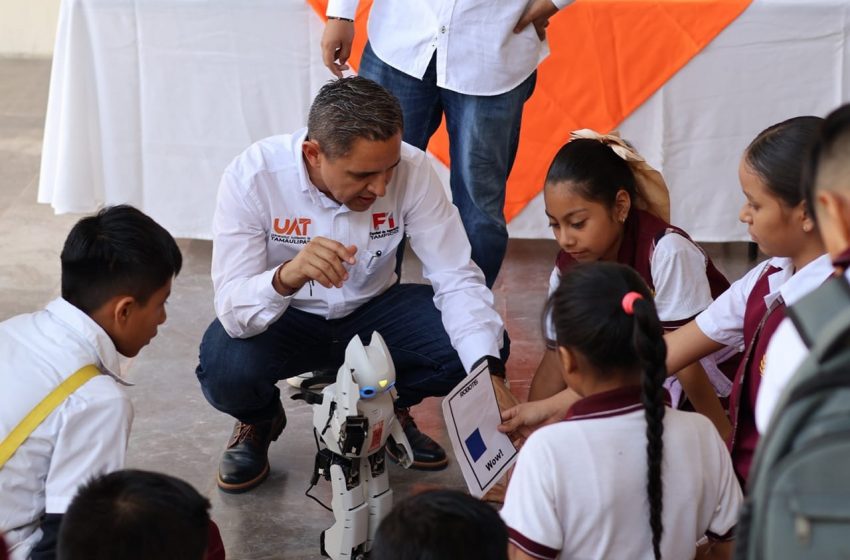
[[388, 408, 448, 471]]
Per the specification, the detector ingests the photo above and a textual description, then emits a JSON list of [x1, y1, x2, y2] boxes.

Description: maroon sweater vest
[[728, 266, 786, 485], [556, 210, 730, 327]]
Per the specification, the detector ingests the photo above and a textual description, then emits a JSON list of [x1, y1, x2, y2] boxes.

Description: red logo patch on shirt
[[370, 212, 399, 240]]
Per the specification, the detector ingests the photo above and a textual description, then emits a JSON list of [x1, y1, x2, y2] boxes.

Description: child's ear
[[817, 190, 850, 246], [557, 346, 579, 374], [614, 189, 631, 223], [800, 202, 817, 234], [112, 296, 136, 325]]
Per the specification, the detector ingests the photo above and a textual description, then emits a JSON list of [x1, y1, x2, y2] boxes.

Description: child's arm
[[665, 321, 725, 374], [676, 361, 732, 441], [527, 349, 567, 401], [499, 389, 579, 440], [665, 321, 731, 438]]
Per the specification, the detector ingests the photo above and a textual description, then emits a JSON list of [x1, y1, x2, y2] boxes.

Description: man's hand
[[514, 0, 559, 41], [492, 374, 520, 414], [321, 19, 356, 78], [273, 237, 357, 295]]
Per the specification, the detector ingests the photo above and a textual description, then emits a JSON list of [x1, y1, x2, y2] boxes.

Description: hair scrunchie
[[570, 129, 671, 223], [621, 291, 644, 315]]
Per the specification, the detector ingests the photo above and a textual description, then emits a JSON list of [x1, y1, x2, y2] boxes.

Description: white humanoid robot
[[306, 331, 413, 560]]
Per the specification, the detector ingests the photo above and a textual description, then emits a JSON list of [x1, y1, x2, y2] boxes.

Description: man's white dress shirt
[[327, 0, 572, 96], [212, 128, 504, 371]]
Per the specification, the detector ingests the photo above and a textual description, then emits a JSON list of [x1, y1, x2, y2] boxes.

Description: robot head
[[344, 332, 396, 399]]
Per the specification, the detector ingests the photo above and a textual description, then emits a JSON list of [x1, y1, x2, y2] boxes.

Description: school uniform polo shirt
[[695, 255, 832, 353], [0, 298, 133, 560], [545, 229, 716, 340], [756, 264, 848, 433], [545, 210, 731, 405], [501, 386, 742, 560], [212, 128, 504, 371]]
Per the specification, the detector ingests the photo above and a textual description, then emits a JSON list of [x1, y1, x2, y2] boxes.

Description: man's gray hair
[[307, 76, 404, 159]]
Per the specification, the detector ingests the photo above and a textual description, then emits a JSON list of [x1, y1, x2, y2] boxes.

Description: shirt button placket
[[329, 211, 350, 318]]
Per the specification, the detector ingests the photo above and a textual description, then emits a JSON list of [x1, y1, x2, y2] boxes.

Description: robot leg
[[364, 450, 393, 551], [322, 458, 369, 560]]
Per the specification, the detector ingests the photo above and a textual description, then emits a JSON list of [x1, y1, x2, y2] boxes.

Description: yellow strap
[[0, 364, 101, 469]]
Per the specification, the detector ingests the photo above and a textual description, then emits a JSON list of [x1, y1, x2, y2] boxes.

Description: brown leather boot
[[217, 401, 286, 493]]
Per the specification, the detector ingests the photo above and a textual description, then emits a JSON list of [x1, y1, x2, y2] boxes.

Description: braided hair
[[549, 262, 667, 559]]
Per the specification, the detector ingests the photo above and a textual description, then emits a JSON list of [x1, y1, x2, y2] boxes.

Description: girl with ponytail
[[519, 131, 737, 440], [500, 263, 741, 560]]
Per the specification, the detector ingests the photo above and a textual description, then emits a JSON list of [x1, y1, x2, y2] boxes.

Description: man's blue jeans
[[358, 42, 537, 288], [196, 284, 510, 423]]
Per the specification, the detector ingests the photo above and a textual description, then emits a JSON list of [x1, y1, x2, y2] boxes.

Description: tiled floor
[[0, 57, 755, 559]]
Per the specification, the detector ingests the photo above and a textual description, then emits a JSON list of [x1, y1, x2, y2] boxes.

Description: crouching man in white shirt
[[197, 76, 512, 493]]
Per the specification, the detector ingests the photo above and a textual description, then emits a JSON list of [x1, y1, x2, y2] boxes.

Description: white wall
[[0, 0, 61, 57]]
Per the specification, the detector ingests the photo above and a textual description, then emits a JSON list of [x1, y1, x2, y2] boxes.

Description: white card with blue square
[[442, 362, 519, 497]]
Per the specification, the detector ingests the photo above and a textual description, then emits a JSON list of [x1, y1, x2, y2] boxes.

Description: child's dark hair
[[550, 262, 667, 559], [803, 105, 850, 223], [370, 489, 508, 560], [58, 469, 211, 560], [61, 205, 182, 314], [745, 116, 824, 208], [545, 138, 637, 209]]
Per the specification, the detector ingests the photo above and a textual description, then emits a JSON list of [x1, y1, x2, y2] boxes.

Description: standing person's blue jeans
[[358, 42, 537, 288], [197, 284, 510, 424]]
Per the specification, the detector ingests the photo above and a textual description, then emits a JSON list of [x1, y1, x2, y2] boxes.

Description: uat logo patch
[[271, 217, 312, 245]]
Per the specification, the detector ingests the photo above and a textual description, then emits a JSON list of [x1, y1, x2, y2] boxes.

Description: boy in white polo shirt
[[0, 205, 181, 560], [197, 76, 512, 493]]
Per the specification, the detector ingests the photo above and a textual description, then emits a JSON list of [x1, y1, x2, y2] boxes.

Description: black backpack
[[735, 275, 850, 559]]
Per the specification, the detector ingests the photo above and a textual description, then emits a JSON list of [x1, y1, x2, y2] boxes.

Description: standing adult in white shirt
[[196, 77, 511, 493], [320, 0, 573, 288]]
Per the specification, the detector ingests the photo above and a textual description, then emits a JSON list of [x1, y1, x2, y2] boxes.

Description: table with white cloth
[[39, 0, 850, 241]]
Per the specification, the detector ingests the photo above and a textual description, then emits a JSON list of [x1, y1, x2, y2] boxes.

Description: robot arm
[[387, 417, 413, 469]]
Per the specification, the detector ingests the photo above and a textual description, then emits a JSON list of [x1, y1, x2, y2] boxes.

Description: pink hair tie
[[621, 292, 643, 315]]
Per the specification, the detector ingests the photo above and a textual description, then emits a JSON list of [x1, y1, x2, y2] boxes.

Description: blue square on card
[[465, 428, 487, 462]]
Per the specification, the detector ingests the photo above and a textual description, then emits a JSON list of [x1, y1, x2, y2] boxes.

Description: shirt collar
[[45, 298, 133, 386], [765, 254, 832, 308], [565, 385, 671, 421]]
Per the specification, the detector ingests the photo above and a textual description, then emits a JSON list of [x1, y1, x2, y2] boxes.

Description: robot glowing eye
[[360, 387, 376, 398], [378, 379, 388, 388]]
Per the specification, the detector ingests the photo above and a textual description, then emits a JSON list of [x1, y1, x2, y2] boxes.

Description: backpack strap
[[0, 364, 101, 470], [787, 274, 850, 349]]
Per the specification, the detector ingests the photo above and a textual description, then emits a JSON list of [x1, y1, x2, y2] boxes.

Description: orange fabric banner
[[307, 0, 752, 222]]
